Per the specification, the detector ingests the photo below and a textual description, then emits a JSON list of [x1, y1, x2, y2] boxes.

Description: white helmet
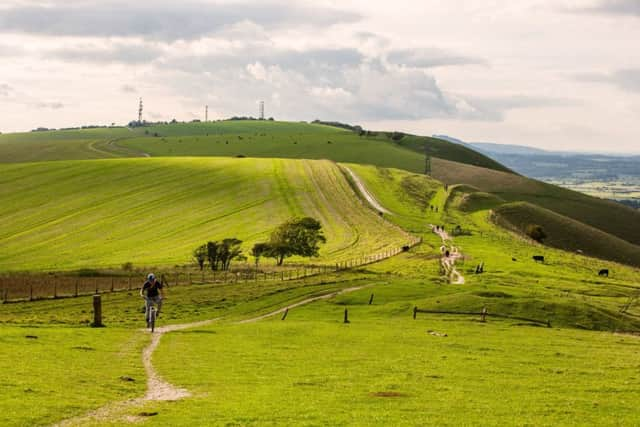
[[147, 273, 156, 281]]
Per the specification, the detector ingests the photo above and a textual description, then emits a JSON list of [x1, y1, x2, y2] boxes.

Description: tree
[[526, 224, 547, 243], [206, 241, 221, 271], [264, 217, 326, 266], [219, 238, 243, 271], [193, 244, 207, 271], [252, 242, 271, 268], [205, 239, 244, 271]]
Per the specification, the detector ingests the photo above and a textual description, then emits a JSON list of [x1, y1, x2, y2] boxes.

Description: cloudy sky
[[0, 0, 639, 153]]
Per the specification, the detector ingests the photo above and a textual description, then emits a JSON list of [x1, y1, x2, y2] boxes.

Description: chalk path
[[431, 225, 465, 285], [342, 166, 392, 215], [53, 285, 371, 426]]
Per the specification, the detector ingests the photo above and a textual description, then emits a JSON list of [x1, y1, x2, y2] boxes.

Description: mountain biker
[[140, 273, 164, 324]]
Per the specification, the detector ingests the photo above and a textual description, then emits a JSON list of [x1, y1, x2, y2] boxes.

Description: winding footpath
[[432, 225, 465, 285], [342, 166, 392, 215], [53, 285, 371, 426]]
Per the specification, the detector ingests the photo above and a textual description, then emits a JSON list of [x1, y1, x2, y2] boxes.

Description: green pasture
[[0, 326, 146, 427], [0, 128, 134, 163], [432, 157, 640, 248], [119, 126, 426, 174], [0, 157, 409, 272]]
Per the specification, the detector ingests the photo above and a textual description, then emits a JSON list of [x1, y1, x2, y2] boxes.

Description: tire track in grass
[[52, 285, 371, 426]]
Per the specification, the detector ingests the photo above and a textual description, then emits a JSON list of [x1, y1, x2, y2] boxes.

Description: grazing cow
[[512, 257, 517, 262], [598, 269, 609, 277], [532, 255, 545, 263]]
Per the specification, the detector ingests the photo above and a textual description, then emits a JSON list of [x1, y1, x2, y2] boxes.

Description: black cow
[[532, 255, 545, 263], [598, 269, 609, 277], [402, 246, 410, 252]]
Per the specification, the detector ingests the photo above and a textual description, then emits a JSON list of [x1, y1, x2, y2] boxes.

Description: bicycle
[[144, 297, 161, 332]]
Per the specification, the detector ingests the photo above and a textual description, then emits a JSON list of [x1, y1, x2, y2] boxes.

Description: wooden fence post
[[369, 294, 374, 305], [91, 294, 103, 327], [413, 306, 418, 320], [281, 308, 289, 321], [110, 277, 114, 292], [343, 308, 350, 324]]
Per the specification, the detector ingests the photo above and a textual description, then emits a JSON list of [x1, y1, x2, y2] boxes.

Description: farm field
[[1, 122, 640, 426], [0, 157, 411, 272], [0, 127, 136, 163], [2, 121, 638, 261], [545, 178, 640, 204]]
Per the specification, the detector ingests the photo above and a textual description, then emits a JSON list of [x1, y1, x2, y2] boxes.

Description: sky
[[0, 0, 639, 153]]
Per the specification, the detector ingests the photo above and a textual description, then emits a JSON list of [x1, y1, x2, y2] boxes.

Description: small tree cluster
[[253, 217, 326, 266], [193, 238, 245, 271], [526, 224, 547, 243]]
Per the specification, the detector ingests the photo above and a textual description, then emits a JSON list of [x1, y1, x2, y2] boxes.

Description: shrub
[[526, 224, 547, 242]]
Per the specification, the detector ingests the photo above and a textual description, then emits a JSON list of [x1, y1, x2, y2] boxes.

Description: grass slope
[[0, 128, 135, 163], [432, 157, 640, 247], [1, 162, 640, 425], [0, 121, 510, 176], [0, 157, 408, 272], [494, 202, 640, 267]]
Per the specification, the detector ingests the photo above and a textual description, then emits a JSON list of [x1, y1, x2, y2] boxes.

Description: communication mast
[[205, 105, 209, 122], [138, 98, 143, 124], [424, 143, 432, 176], [259, 100, 265, 120]]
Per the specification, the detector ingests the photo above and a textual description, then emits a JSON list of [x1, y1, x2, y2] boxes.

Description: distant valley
[[436, 135, 640, 209]]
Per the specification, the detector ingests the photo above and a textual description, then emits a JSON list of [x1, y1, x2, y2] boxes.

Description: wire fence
[[0, 236, 422, 303]]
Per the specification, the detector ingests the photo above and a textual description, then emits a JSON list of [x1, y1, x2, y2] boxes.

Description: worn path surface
[[53, 285, 371, 426], [432, 225, 465, 285], [342, 166, 392, 215]]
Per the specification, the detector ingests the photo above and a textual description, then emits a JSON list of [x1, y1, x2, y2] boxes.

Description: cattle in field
[[512, 257, 517, 262], [532, 255, 545, 263], [598, 269, 609, 277]]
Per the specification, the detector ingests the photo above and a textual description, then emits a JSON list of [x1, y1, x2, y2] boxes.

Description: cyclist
[[140, 273, 165, 325]]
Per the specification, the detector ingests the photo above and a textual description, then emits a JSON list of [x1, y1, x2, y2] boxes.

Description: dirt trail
[[432, 225, 465, 284], [53, 285, 369, 426], [342, 166, 392, 215]]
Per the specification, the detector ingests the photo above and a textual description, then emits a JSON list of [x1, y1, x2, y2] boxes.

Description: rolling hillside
[[494, 202, 640, 267], [432, 157, 640, 247], [0, 127, 135, 163], [1, 120, 637, 267], [0, 121, 510, 175], [0, 157, 410, 272]]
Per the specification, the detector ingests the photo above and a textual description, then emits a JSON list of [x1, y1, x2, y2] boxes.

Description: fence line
[[0, 235, 422, 304], [412, 306, 551, 327]]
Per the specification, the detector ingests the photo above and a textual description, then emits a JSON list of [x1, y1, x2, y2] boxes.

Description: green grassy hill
[[0, 121, 509, 175], [0, 127, 136, 163], [494, 202, 640, 267], [432, 157, 640, 247], [0, 157, 410, 272], [2, 120, 638, 266]]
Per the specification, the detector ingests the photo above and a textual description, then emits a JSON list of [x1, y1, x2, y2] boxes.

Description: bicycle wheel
[[150, 307, 156, 332]]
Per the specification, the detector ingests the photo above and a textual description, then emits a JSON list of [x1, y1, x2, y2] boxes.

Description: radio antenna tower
[[205, 105, 208, 122], [424, 142, 432, 176], [259, 100, 265, 120], [138, 98, 144, 124]]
